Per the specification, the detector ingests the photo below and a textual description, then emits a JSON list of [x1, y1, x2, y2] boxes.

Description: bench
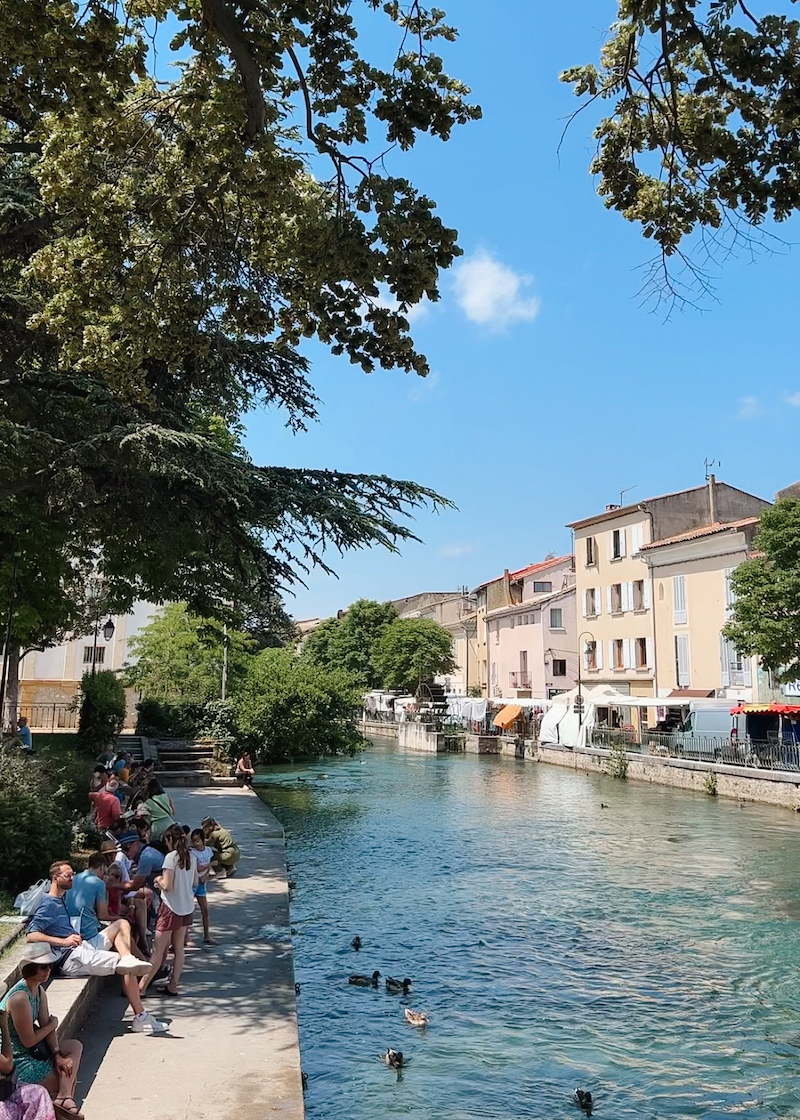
[[1, 926, 105, 1038]]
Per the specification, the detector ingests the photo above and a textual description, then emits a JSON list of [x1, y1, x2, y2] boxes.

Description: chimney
[[708, 473, 717, 524]]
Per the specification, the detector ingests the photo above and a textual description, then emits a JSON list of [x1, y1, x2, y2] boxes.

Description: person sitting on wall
[[234, 752, 255, 786], [26, 862, 165, 1035], [88, 782, 121, 833], [201, 817, 241, 878], [15, 717, 32, 753]]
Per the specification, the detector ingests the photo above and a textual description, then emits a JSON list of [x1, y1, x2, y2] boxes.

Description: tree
[[724, 499, 800, 680], [77, 670, 127, 752], [123, 603, 253, 702], [562, 2, 800, 306], [235, 647, 364, 761], [373, 617, 455, 692], [302, 599, 398, 686], [0, 1, 475, 646]]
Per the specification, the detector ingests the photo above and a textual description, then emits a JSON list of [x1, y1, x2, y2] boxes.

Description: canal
[[256, 737, 800, 1119]]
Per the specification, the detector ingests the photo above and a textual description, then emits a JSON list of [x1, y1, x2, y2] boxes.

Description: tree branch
[[201, 0, 266, 145]]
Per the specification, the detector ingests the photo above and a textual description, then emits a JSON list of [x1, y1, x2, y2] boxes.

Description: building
[[394, 590, 478, 693], [474, 555, 576, 699], [639, 518, 761, 702], [567, 477, 770, 711]]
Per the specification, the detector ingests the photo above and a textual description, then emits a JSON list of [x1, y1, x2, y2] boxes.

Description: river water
[[256, 737, 800, 1119]]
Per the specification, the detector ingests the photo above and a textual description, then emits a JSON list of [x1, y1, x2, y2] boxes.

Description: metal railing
[[589, 728, 800, 771], [2, 702, 79, 732], [509, 671, 532, 689]]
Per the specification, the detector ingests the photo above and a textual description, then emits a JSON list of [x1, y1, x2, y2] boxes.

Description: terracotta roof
[[640, 517, 759, 551], [474, 554, 573, 591]]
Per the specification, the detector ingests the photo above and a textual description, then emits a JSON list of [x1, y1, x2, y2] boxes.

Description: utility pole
[[0, 551, 21, 731], [221, 624, 229, 701]]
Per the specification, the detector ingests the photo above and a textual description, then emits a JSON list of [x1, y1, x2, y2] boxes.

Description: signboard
[[782, 681, 800, 697]]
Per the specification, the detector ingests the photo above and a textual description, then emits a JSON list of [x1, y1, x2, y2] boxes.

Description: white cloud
[[738, 396, 763, 419], [439, 542, 474, 558], [452, 251, 540, 330], [371, 286, 431, 324], [786, 392, 800, 407]]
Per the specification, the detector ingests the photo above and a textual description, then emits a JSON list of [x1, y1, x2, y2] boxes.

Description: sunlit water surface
[[255, 738, 800, 1119]]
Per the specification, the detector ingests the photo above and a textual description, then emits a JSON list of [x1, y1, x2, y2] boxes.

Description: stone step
[[157, 769, 214, 787], [158, 759, 213, 771], [157, 750, 214, 761]]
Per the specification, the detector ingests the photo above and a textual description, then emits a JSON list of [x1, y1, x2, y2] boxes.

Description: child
[[191, 828, 217, 945], [105, 862, 124, 918]]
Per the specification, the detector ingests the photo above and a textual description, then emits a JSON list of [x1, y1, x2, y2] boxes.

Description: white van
[[667, 704, 744, 761]]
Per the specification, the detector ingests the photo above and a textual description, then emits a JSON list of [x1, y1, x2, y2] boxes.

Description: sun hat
[[19, 943, 62, 966]]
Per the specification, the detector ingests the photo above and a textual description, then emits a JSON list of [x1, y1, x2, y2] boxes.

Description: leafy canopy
[[302, 598, 398, 687], [562, 1, 800, 305], [373, 616, 455, 692], [724, 499, 800, 680], [0, 0, 476, 636]]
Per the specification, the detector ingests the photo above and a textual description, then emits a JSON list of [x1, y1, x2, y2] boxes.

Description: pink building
[[476, 556, 577, 700]]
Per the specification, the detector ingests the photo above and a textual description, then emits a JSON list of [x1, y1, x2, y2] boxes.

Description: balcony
[[509, 671, 531, 690]]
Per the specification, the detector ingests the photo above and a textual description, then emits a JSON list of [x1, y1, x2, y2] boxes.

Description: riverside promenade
[[76, 786, 304, 1120]]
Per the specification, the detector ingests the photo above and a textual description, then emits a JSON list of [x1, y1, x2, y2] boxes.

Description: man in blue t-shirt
[[27, 860, 166, 1035], [66, 854, 109, 940]]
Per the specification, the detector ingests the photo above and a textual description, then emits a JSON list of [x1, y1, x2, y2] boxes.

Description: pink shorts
[[155, 903, 193, 933]]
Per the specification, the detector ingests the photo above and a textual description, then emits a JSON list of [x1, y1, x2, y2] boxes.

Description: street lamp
[[576, 630, 596, 729], [92, 616, 115, 676]]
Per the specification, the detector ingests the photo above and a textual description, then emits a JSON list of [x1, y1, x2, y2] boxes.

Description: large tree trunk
[[5, 644, 20, 731]]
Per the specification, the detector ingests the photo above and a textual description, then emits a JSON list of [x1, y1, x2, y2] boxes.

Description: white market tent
[[539, 685, 652, 749]]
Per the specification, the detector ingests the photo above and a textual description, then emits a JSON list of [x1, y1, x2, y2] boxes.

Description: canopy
[[549, 685, 653, 708], [730, 703, 800, 715], [493, 704, 522, 729]]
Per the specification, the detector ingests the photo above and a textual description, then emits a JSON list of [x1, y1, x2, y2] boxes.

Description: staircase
[[115, 735, 145, 762], [152, 739, 215, 787]]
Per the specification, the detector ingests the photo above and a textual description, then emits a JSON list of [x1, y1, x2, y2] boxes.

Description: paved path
[[75, 786, 304, 1120]]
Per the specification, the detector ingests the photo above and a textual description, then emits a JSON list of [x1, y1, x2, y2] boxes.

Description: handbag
[[28, 1024, 52, 1063]]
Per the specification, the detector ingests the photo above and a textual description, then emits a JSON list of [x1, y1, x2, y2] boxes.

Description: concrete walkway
[[75, 786, 304, 1120]]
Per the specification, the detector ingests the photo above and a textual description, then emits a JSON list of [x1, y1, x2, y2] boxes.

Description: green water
[[256, 738, 800, 1119]]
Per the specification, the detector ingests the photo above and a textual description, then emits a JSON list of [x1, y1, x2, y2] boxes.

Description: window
[[673, 575, 687, 624], [584, 588, 599, 618], [633, 580, 646, 611], [611, 528, 626, 560], [510, 616, 515, 629], [533, 581, 552, 593], [612, 639, 624, 669], [724, 567, 736, 617], [610, 583, 622, 613], [586, 537, 595, 566], [719, 634, 752, 687], [635, 637, 648, 668], [552, 658, 567, 677], [494, 625, 499, 645], [585, 641, 598, 670], [549, 608, 563, 629], [83, 646, 104, 665], [519, 651, 528, 673], [675, 634, 690, 687]]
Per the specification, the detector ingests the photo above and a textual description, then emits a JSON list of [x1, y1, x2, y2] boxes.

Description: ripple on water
[[257, 743, 800, 1119]]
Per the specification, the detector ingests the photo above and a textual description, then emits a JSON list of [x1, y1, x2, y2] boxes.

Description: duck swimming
[[404, 1008, 429, 1027], [349, 970, 380, 987], [351, 936, 362, 951], [386, 976, 412, 994], [383, 1049, 404, 1069], [575, 1089, 593, 1114]]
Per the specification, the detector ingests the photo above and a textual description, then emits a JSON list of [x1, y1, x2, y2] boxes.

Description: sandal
[[54, 1097, 84, 1120]]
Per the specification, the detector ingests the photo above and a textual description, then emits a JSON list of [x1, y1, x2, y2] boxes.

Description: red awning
[[730, 703, 800, 714]]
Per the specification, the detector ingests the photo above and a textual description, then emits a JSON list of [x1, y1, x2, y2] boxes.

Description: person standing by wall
[[139, 825, 197, 998]]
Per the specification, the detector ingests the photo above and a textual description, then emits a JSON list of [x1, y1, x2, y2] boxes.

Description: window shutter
[[607, 586, 613, 615], [623, 582, 633, 612], [676, 634, 690, 686], [622, 638, 632, 669], [596, 641, 603, 670], [719, 632, 730, 688], [643, 579, 652, 610], [607, 532, 615, 562], [582, 589, 588, 618], [724, 567, 736, 615], [673, 575, 687, 624], [608, 640, 615, 670], [631, 523, 643, 554], [644, 636, 652, 667], [595, 587, 602, 616], [743, 656, 752, 687], [582, 641, 590, 670], [619, 528, 627, 557]]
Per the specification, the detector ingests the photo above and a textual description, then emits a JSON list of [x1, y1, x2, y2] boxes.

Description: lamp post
[[0, 550, 21, 731], [92, 617, 115, 676], [576, 630, 596, 729]]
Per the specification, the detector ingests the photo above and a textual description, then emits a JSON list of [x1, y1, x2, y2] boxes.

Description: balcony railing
[[509, 671, 532, 689]]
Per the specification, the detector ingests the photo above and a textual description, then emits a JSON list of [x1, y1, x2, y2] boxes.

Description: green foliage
[[562, 2, 800, 304], [373, 617, 456, 692], [724, 500, 800, 679], [235, 647, 364, 762], [0, 0, 471, 643], [134, 698, 206, 739], [302, 599, 398, 687], [704, 770, 718, 797], [606, 740, 629, 780], [124, 603, 252, 703], [0, 747, 74, 896], [467, 684, 483, 698], [77, 670, 127, 752]]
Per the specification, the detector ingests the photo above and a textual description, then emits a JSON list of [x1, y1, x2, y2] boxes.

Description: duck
[[349, 970, 380, 987], [383, 1048, 404, 1069], [575, 1089, 593, 1114], [600, 802, 609, 809], [386, 976, 412, 994], [351, 936, 362, 951], [404, 1008, 429, 1027]]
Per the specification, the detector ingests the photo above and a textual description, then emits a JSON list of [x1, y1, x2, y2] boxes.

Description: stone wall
[[398, 721, 445, 753], [359, 719, 399, 739]]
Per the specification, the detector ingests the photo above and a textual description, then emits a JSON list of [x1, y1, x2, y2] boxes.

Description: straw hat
[[19, 943, 62, 966]]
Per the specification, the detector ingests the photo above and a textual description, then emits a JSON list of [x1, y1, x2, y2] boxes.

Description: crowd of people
[[0, 748, 243, 1120]]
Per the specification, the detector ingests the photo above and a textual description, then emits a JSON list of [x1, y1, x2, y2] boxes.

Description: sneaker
[[116, 955, 152, 976], [131, 1011, 167, 1034]]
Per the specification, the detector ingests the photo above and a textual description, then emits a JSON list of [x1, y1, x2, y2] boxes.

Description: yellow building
[[567, 478, 769, 709], [640, 518, 760, 700]]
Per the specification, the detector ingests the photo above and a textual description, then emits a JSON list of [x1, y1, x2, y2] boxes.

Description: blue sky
[[242, 0, 800, 621]]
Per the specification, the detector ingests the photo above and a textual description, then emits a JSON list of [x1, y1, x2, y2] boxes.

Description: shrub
[[606, 740, 629, 780], [0, 747, 73, 896], [135, 698, 206, 739], [77, 670, 126, 752], [704, 770, 718, 797]]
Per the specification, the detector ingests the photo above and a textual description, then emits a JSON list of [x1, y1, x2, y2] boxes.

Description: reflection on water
[[256, 739, 800, 1119]]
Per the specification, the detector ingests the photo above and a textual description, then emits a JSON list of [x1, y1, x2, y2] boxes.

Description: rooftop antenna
[[619, 485, 637, 506], [704, 457, 720, 481]]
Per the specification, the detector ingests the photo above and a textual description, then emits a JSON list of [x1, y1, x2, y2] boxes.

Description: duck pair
[[348, 971, 411, 994]]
